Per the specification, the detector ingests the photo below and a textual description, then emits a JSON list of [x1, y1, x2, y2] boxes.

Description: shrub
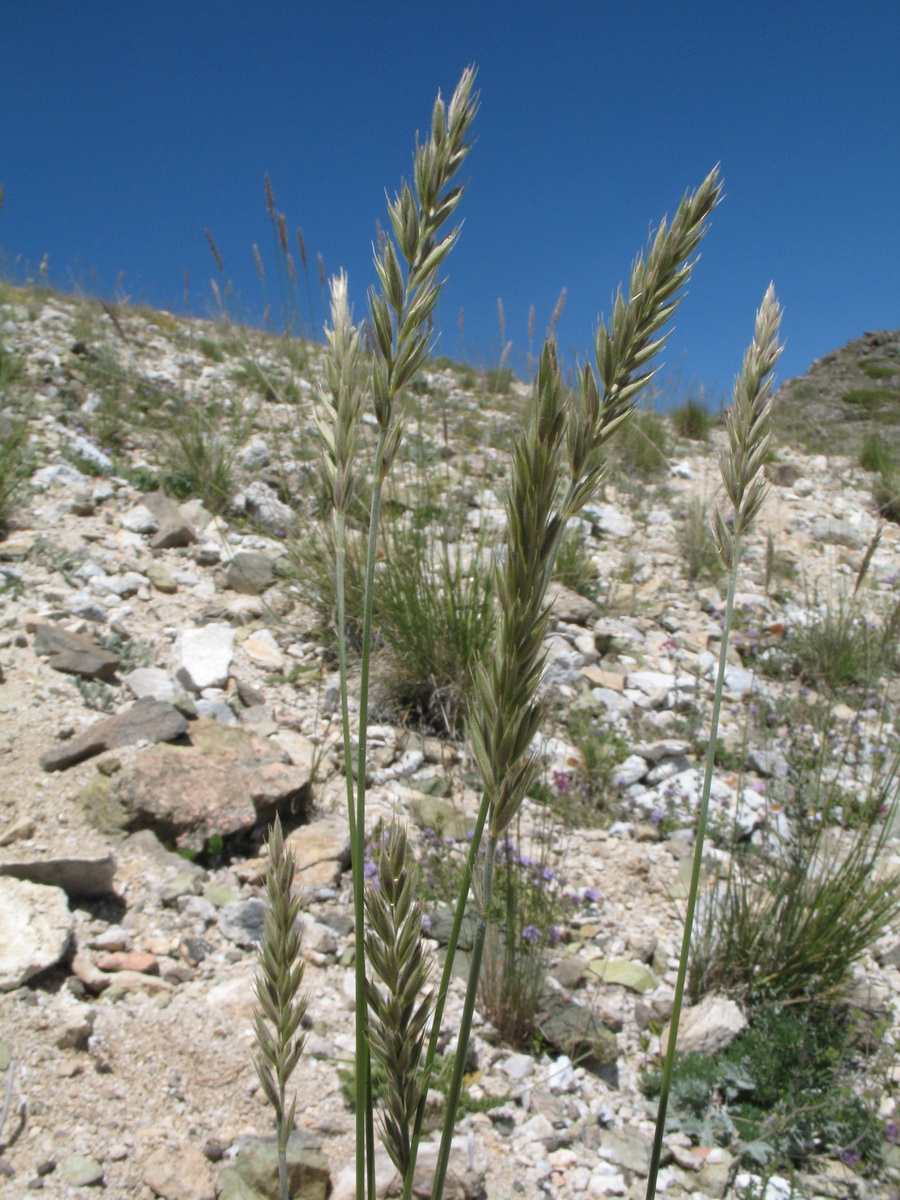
[[670, 397, 712, 441], [843, 387, 895, 410]]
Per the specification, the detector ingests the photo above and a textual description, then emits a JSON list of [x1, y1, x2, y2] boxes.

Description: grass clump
[[552, 524, 600, 598], [0, 420, 32, 534], [614, 409, 669, 474], [677, 497, 725, 583], [670, 396, 712, 441]]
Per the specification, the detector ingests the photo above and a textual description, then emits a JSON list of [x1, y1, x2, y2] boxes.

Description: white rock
[[662, 993, 747, 1056], [121, 504, 159, 534], [123, 667, 179, 702], [0, 877, 73, 991], [172, 623, 235, 692], [242, 629, 284, 670]]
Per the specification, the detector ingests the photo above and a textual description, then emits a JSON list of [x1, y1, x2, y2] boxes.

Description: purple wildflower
[[522, 925, 541, 944]]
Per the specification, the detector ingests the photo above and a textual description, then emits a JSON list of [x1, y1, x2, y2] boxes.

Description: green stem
[[645, 540, 740, 1199], [402, 791, 492, 1200], [430, 833, 498, 1200], [334, 512, 356, 845], [276, 1111, 289, 1200], [352, 429, 389, 1200]]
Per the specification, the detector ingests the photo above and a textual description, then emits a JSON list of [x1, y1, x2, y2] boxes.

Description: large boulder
[[111, 719, 312, 851]]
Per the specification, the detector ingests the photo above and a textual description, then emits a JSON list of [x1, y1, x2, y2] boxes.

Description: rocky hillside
[[2, 286, 900, 1200], [774, 328, 900, 456]]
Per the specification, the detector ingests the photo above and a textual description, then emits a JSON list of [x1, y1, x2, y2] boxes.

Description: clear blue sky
[[3, 1, 898, 403]]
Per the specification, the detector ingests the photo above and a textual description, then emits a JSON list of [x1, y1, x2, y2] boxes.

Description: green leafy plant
[[645, 1003, 883, 1174]]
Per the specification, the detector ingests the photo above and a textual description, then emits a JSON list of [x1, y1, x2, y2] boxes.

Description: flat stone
[[0, 876, 73, 991], [172, 623, 234, 692], [123, 667, 180, 702], [112, 719, 311, 851], [0, 817, 37, 846], [585, 959, 658, 993], [242, 629, 284, 670], [95, 950, 159, 974], [33, 622, 120, 681], [0, 851, 116, 898], [41, 698, 189, 771], [225, 551, 276, 594]]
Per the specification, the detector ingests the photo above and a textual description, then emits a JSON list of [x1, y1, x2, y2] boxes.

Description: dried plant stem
[[645, 287, 782, 1200]]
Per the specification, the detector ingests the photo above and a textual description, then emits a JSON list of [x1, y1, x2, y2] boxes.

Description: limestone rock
[[0, 876, 73, 990], [0, 851, 116, 898], [41, 697, 189, 771], [285, 818, 350, 888], [535, 989, 618, 1084], [586, 959, 658, 994], [172, 623, 235, 692], [141, 490, 198, 549], [662, 993, 747, 1056]]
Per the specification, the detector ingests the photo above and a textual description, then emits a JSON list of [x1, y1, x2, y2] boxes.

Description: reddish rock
[[95, 950, 160, 975]]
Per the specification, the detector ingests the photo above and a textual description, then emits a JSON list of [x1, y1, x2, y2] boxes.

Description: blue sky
[[3, 2, 898, 404]]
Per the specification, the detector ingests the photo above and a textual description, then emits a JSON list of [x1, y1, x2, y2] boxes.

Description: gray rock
[[172, 623, 234, 692], [0, 852, 116, 898], [33, 622, 119, 681], [220, 1133, 330, 1200], [123, 667, 179, 702], [535, 989, 618, 1084], [219, 902, 271, 945], [662, 993, 747, 1056], [140, 490, 198, 549], [121, 503, 159, 534], [0, 876, 73, 990], [59, 1153, 104, 1187], [810, 518, 864, 549], [40, 698, 189, 771], [225, 550, 276, 594], [235, 481, 297, 533]]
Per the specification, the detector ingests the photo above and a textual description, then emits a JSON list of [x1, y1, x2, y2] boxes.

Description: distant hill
[[774, 329, 900, 455]]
